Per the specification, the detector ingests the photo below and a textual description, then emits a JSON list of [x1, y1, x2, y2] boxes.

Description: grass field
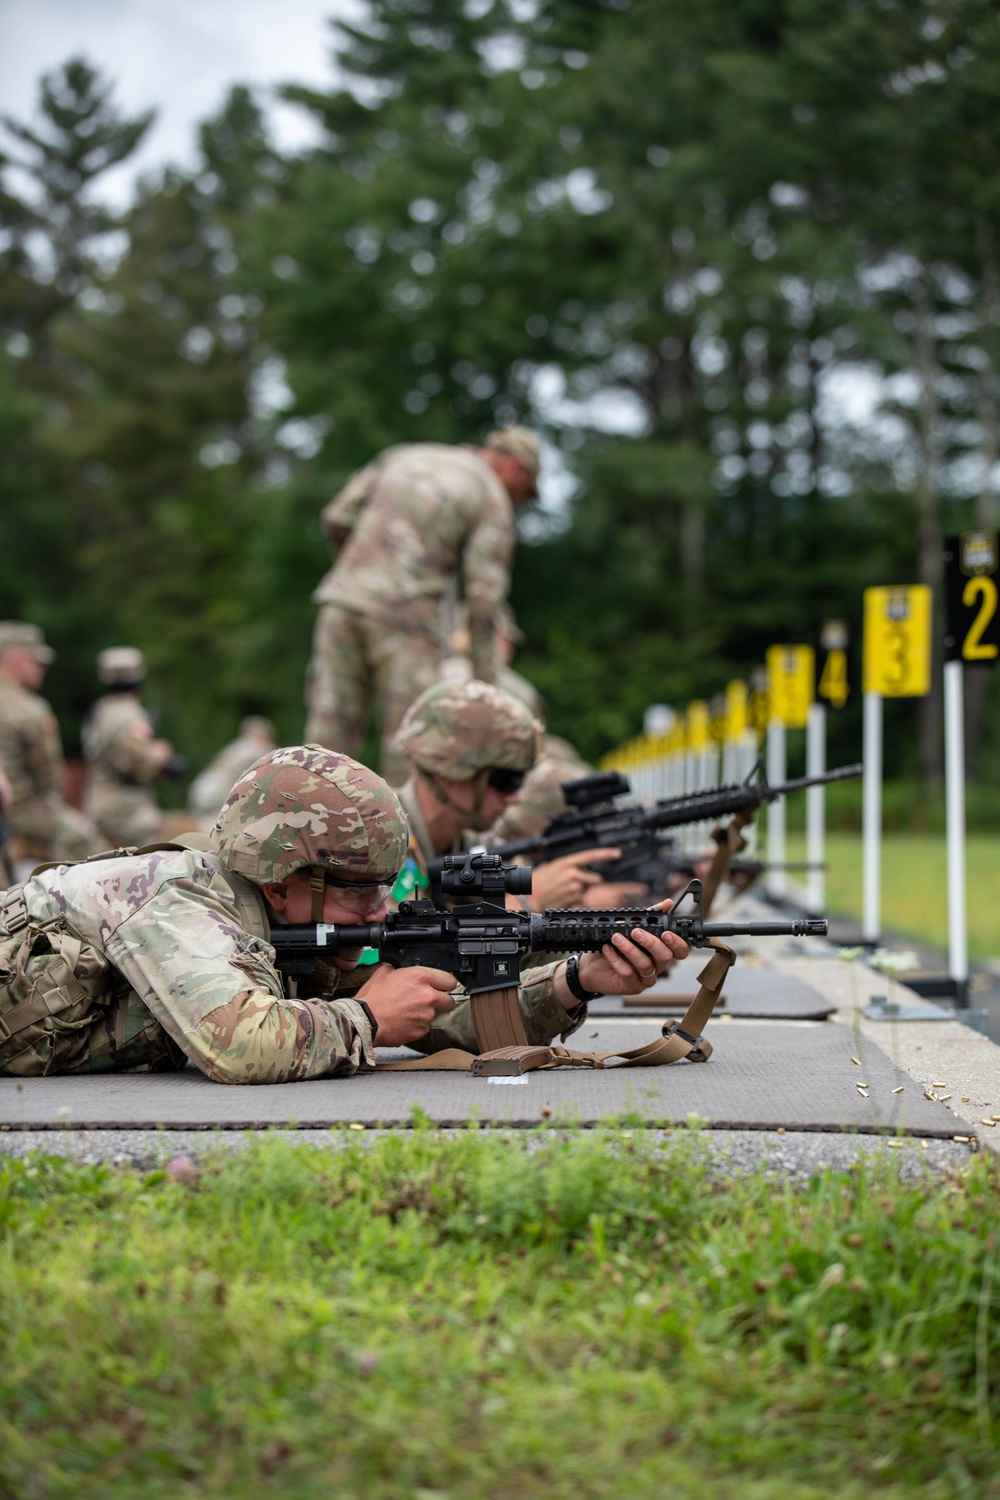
[[1, 1129, 997, 1499], [783, 834, 1000, 961]]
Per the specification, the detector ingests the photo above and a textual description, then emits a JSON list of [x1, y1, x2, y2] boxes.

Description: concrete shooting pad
[[0, 1021, 961, 1136], [590, 963, 836, 1022]]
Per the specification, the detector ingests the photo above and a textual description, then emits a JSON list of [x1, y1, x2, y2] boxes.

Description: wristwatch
[[564, 953, 600, 1005]]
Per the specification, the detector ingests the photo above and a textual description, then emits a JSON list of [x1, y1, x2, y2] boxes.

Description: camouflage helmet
[[209, 744, 407, 886], [394, 679, 542, 781]]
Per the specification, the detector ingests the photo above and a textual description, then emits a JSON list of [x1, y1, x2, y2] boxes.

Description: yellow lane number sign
[[943, 531, 999, 667], [862, 585, 932, 697], [766, 645, 814, 728]]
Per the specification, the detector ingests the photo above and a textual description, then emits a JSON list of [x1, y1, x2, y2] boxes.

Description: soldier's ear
[[259, 880, 288, 911]]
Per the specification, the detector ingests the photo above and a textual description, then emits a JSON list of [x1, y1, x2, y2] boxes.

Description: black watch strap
[[358, 1000, 379, 1040], [564, 953, 599, 1005]]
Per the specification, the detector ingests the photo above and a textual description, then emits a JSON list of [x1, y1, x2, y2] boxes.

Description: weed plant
[[1, 1126, 997, 1499]]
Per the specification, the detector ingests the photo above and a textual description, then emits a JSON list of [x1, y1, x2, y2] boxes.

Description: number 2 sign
[[943, 531, 999, 667]]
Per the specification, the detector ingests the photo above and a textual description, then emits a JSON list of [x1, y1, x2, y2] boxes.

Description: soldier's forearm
[[468, 610, 499, 682], [178, 989, 377, 1083]]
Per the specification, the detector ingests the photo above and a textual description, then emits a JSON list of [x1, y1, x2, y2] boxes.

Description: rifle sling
[[378, 941, 736, 1077], [699, 815, 751, 917]]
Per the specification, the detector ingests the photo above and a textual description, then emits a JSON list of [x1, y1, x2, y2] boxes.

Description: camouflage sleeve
[[462, 481, 515, 681], [410, 960, 586, 1055], [20, 698, 65, 804], [321, 458, 382, 551], [103, 877, 378, 1083], [105, 709, 164, 784]]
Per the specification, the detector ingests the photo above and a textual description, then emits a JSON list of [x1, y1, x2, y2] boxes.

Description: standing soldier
[[82, 647, 176, 848], [0, 621, 102, 876], [189, 715, 277, 822], [305, 426, 541, 783]]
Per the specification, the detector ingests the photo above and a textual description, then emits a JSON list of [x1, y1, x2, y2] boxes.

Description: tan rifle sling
[[699, 813, 752, 918]]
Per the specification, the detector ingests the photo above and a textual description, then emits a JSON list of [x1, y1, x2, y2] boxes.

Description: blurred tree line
[[1, 0, 999, 785]]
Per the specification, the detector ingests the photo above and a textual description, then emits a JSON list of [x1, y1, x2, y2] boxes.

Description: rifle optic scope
[[439, 851, 533, 901], [560, 771, 631, 809]]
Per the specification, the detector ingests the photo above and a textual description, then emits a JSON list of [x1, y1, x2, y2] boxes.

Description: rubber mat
[[0, 1022, 959, 1136], [588, 965, 835, 1021]]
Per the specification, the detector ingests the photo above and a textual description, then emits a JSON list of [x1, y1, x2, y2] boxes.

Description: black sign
[[943, 531, 1000, 667], [815, 618, 852, 708]]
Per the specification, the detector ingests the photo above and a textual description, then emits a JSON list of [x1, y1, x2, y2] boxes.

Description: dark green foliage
[[3, 9, 1000, 778]]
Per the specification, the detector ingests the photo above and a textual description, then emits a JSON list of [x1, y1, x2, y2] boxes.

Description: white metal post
[[806, 702, 826, 913], [861, 691, 883, 943], [766, 721, 787, 900], [943, 660, 968, 1001]]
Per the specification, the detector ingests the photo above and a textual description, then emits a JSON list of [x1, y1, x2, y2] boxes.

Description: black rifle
[[426, 759, 863, 900], [270, 852, 828, 999]]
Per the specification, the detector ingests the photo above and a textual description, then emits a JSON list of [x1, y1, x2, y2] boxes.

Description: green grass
[[783, 833, 1000, 961], [1, 1129, 998, 1499]]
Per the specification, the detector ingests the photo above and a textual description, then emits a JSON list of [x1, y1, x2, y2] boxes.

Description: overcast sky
[[0, 0, 361, 203]]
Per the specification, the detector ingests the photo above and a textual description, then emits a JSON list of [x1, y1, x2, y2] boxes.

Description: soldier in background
[[390, 679, 638, 912], [438, 603, 545, 719], [305, 427, 541, 784], [189, 715, 276, 821], [0, 621, 102, 877], [487, 735, 650, 908], [82, 647, 176, 848]]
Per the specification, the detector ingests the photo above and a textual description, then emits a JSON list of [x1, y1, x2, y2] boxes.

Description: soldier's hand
[[567, 900, 690, 1001], [356, 963, 458, 1047], [527, 849, 622, 911]]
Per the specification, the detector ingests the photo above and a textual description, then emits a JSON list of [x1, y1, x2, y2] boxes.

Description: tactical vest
[[0, 836, 268, 1077]]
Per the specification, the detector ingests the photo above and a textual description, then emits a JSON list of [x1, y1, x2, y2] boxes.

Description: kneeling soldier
[[0, 745, 685, 1082]]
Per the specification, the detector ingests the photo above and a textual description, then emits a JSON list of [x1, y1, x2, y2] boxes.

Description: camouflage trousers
[[305, 603, 442, 784], [85, 783, 164, 850]]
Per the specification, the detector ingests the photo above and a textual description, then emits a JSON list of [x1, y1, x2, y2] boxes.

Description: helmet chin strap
[[420, 770, 493, 831], [309, 867, 326, 922]]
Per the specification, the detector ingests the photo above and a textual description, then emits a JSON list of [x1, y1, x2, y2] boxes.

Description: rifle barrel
[[773, 762, 863, 795]]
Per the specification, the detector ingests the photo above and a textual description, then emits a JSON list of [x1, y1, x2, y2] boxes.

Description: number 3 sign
[[862, 585, 932, 697], [943, 531, 999, 667]]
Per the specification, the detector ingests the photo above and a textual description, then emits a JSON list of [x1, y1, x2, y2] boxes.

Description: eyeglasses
[[486, 767, 526, 795], [322, 871, 396, 914]]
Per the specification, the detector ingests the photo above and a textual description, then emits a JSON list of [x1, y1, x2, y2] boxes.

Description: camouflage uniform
[[0, 623, 102, 868], [83, 704, 164, 850], [0, 744, 581, 1080], [189, 717, 276, 821], [305, 440, 520, 783]]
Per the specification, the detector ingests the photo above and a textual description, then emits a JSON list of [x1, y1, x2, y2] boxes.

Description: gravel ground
[[0, 1126, 975, 1181]]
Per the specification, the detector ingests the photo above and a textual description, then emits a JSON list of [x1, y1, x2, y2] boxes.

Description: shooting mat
[[0, 1021, 958, 1136], [586, 963, 837, 1021]]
